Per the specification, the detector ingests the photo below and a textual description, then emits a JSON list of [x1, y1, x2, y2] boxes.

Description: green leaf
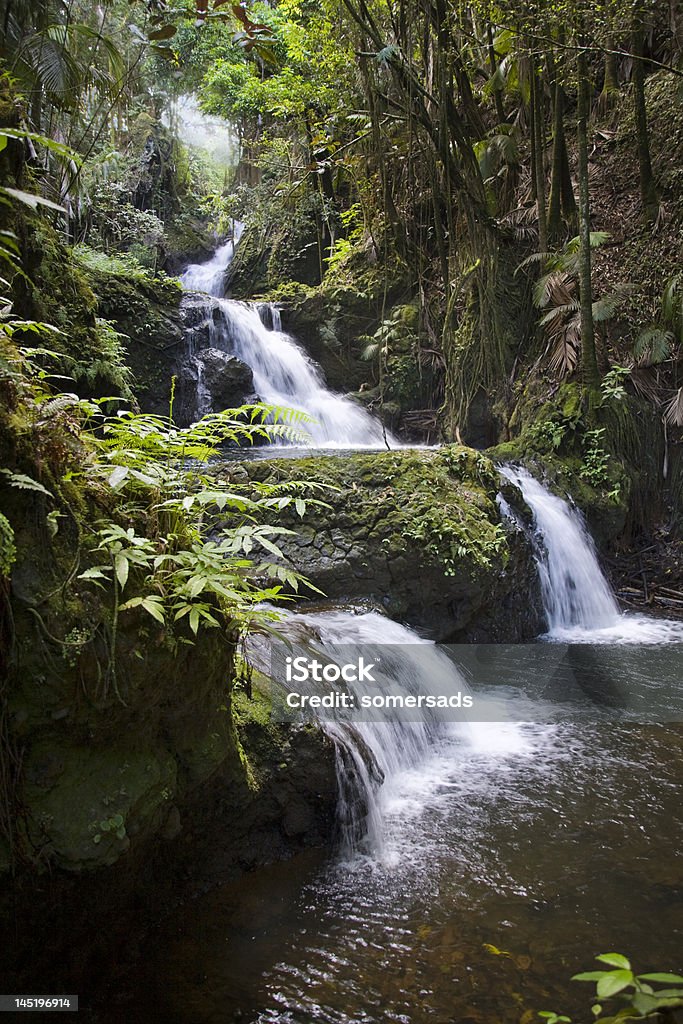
[[187, 575, 206, 598], [0, 186, 66, 213], [631, 993, 662, 1015], [114, 552, 129, 590], [295, 497, 306, 517], [79, 567, 108, 580], [141, 598, 165, 624], [596, 971, 634, 999], [596, 956, 631, 970], [0, 128, 81, 164], [0, 469, 53, 496], [148, 23, 177, 39], [573, 973, 608, 982], [189, 607, 200, 634], [108, 466, 129, 489], [638, 973, 683, 983]]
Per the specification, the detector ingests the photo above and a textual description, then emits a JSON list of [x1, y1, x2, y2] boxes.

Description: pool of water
[[113, 715, 683, 1024]]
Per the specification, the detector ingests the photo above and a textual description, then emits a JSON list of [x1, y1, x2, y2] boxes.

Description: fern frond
[[634, 327, 674, 366]]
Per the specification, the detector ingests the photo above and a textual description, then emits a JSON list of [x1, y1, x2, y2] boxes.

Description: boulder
[[230, 445, 545, 642], [175, 347, 255, 426]]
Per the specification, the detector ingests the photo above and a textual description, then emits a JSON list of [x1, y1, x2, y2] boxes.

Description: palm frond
[[661, 273, 682, 333], [629, 365, 662, 402], [592, 287, 629, 323], [516, 249, 552, 275], [664, 387, 683, 427], [539, 301, 580, 326], [533, 270, 576, 310], [564, 231, 611, 255], [547, 313, 581, 378]]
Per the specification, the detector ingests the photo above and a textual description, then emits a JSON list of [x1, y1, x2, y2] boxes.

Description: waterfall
[[252, 607, 525, 862], [501, 465, 619, 632], [180, 241, 396, 447], [501, 465, 683, 642], [181, 223, 244, 294]]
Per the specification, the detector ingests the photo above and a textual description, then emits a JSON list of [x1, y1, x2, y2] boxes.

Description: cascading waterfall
[[181, 223, 244, 294], [252, 470, 683, 859], [501, 464, 683, 642], [180, 241, 396, 447], [254, 607, 525, 862], [500, 465, 619, 631]]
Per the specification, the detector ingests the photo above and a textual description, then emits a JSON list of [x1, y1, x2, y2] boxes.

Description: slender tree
[[576, 43, 600, 393], [632, 14, 660, 224]]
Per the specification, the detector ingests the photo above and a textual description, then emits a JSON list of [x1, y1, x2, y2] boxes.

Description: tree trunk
[[576, 46, 599, 393], [487, 23, 506, 125], [548, 69, 565, 239], [598, 45, 619, 112], [530, 53, 548, 254], [547, 44, 576, 238], [632, 22, 659, 225]]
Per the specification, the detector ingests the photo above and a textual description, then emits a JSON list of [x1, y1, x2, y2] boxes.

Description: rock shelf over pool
[[233, 445, 544, 642]]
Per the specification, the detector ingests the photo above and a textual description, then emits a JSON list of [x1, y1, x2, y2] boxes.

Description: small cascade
[[211, 301, 394, 447], [501, 465, 619, 632], [501, 465, 683, 642], [180, 222, 244, 294], [179, 241, 396, 447], [253, 608, 511, 860]]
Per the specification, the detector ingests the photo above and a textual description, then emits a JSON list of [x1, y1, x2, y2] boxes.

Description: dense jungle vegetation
[[1, 0, 683, 1012], [3, 0, 683, 509]]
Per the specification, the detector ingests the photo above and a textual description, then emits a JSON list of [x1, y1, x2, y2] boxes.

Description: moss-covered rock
[[23, 742, 177, 871], [76, 251, 185, 415], [229, 445, 543, 641]]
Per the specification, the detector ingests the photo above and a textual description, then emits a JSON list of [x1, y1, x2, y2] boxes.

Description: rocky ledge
[[228, 445, 545, 642]]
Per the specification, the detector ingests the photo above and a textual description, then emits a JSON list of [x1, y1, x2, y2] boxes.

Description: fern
[[634, 327, 674, 366], [0, 469, 53, 497]]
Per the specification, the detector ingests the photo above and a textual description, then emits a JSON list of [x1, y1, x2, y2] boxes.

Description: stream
[[116, 245, 683, 1024]]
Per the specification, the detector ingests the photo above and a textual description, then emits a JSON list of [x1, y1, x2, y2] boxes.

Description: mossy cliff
[[0, 375, 337, 994], [74, 246, 186, 416], [230, 445, 544, 641], [3, 541, 336, 991], [7, 213, 187, 416]]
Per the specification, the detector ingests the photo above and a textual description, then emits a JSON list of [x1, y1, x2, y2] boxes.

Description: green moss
[[245, 445, 509, 579], [23, 742, 177, 870], [232, 671, 293, 790]]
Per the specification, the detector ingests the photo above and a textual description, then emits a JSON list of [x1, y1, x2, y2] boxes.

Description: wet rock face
[[175, 347, 256, 426], [233, 446, 545, 642], [199, 348, 254, 407], [178, 293, 224, 349]]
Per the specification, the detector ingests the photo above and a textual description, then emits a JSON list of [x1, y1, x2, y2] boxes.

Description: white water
[[181, 243, 397, 447], [262, 607, 532, 864], [501, 465, 683, 643], [181, 223, 244, 294]]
